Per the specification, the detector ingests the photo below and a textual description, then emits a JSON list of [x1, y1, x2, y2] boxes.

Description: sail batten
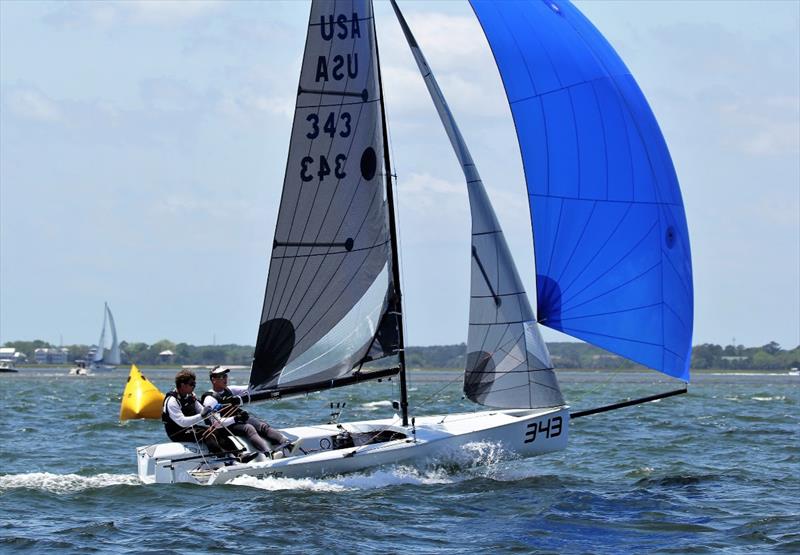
[[250, 0, 401, 396], [391, 0, 564, 410], [472, 0, 693, 381]]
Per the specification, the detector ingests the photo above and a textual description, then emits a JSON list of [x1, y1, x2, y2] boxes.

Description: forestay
[[471, 0, 694, 381], [250, 0, 400, 397], [391, 1, 563, 410]]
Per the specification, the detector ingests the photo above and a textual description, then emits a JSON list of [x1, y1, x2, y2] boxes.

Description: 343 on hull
[[137, 407, 569, 485]]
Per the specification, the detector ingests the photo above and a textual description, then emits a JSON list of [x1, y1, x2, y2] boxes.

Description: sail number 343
[[524, 416, 562, 443], [300, 111, 352, 182]]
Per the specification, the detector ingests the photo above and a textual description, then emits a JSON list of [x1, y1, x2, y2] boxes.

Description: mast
[[374, 13, 409, 427]]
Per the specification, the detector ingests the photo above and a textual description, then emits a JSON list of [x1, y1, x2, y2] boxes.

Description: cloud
[[717, 94, 800, 157], [4, 87, 63, 122], [217, 87, 295, 120], [43, 1, 222, 29], [378, 8, 505, 120], [397, 172, 468, 241]]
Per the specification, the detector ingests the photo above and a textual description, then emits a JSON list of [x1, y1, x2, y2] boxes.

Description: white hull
[[137, 406, 569, 485], [69, 364, 115, 375], [0, 362, 17, 373]]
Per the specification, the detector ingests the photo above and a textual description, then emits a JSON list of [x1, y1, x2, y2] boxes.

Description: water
[[1, 368, 798, 553]]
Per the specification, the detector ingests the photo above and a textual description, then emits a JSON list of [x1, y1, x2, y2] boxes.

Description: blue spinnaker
[[470, 0, 693, 381]]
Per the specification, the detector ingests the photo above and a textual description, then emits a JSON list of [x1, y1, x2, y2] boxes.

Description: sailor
[[162, 369, 256, 462], [202, 366, 291, 456]]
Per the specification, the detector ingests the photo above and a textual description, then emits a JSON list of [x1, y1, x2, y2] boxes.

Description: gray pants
[[229, 416, 287, 453]]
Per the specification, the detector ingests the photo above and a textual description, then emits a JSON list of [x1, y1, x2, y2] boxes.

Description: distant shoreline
[[11, 364, 797, 374]]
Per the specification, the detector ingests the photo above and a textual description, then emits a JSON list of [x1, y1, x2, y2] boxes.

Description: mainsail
[[106, 303, 121, 365], [92, 302, 121, 366], [391, 1, 563, 409], [250, 0, 401, 397], [471, 0, 694, 381]]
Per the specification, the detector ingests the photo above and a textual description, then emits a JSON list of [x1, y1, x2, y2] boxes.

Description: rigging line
[[409, 372, 464, 413], [567, 366, 625, 412]]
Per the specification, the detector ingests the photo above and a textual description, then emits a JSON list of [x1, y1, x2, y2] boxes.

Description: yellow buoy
[[120, 364, 165, 420]]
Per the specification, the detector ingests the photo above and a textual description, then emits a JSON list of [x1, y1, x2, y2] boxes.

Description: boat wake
[[0, 472, 140, 494], [228, 466, 455, 492], [228, 440, 516, 492]]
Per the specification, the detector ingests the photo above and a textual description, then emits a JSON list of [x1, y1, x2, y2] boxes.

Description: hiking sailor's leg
[[248, 416, 289, 446], [230, 422, 271, 453]]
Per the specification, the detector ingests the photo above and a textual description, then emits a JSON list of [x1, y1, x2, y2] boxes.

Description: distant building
[[159, 350, 175, 363], [0, 347, 27, 363], [721, 356, 748, 362], [34, 348, 69, 364], [591, 354, 621, 361]]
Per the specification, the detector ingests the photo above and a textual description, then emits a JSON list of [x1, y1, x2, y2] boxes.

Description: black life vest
[[162, 390, 201, 439], [201, 387, 243, 416]]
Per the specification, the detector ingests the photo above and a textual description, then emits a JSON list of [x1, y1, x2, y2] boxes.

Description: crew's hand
[[201, 405, 214, 417]]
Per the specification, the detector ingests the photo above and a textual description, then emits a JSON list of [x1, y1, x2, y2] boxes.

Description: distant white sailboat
[[137, 0, 692, 485], [70, 302, 121, 375]]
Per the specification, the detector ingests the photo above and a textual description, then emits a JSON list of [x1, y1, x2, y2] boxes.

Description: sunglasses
[[184, 381, 196, 386], [212, 375, 228, 379]]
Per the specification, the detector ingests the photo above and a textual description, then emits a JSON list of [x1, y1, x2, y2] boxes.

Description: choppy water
[[1, 368, 798, 553]]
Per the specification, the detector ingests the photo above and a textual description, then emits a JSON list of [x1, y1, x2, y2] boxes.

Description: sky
[[1, 0, 798, 350]]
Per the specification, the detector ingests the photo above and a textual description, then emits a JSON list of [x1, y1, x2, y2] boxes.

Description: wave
[[360, 400, 393, 410], [635, 473, 722, 488], [0, 472, 139, 494], [228, 466, 455, 492]]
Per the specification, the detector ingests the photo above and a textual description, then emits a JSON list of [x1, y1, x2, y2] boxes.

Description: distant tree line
[[3, 339, 798, 370]]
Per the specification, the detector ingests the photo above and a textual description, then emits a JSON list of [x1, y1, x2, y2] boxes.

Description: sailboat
[[137, 0, 692, 485], [70, 302, 121, 375]]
